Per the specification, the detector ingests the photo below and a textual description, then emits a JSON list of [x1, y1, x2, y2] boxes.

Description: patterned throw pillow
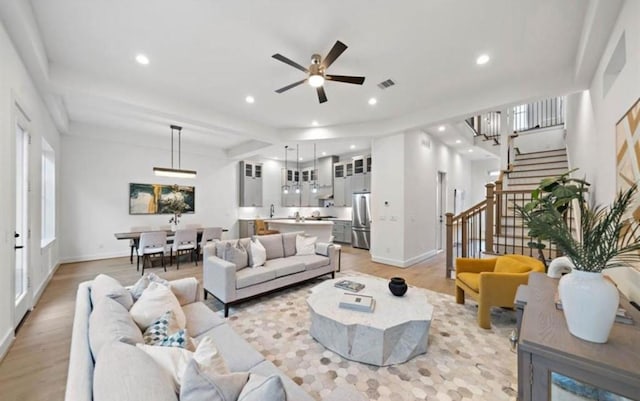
[[143, 310, 187, 348]]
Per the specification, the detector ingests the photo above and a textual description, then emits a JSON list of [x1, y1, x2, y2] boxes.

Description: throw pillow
[[130, 282, 186, 330], [249, 239, 266, 268], [220, 242, 248, 270], [130, 273, 170, 301], [238, 374, 286, 401], [296, 235, 317, 256], [494, 257, 531, 274], [180, 359, 249, 401], [93, 342, 178, 401], [143, 310, 180, 345], [215, 240, 237, 259], [89, 297, 144, 359], [191, 336, 230, 377], [91, 274, 134, 310]]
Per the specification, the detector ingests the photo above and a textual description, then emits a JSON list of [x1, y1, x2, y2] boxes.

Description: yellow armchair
[[455, 254, 544, 329]]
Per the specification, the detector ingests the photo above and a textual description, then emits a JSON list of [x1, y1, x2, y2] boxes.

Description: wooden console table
[[516, 273, 640, 401]]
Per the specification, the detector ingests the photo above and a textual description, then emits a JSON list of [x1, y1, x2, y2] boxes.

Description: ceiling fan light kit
[[153, 124, 197, 179], [272, 40, 365, 103]]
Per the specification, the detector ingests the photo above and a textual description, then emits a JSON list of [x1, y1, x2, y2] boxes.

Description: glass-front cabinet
[[239, 161, 263, 207]]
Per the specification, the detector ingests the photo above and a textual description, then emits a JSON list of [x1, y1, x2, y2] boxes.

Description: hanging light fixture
[[312, 143, 319, 193], [282, 145, 290, 194], [294, 144, 301, 194], [153, 125, 197, 178]]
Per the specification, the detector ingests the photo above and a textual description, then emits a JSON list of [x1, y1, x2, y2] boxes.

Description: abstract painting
[[129, 183, 195, 215]]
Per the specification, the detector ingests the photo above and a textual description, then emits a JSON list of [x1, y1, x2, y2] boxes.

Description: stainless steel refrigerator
[[352, 192, 371, 250]]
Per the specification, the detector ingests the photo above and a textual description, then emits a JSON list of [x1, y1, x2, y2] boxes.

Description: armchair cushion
[[494, 257, 531, 274], [456, 273, 479, 292]]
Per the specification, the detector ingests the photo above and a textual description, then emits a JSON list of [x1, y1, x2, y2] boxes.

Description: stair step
[[515, 148, 566, 159], [507, 167, 569, 178], [511, 161, 569, 171], [507, 176, 551, 186], [514, 154, 568, 164]]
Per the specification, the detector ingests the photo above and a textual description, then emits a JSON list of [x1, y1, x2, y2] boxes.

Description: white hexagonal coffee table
[[307, 276, 433, 366]]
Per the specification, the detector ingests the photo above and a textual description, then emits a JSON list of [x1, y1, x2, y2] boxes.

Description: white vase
[[558, 270, 619, 343], [171, 222, 179, 232]]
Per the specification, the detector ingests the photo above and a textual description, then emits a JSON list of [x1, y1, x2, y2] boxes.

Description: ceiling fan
[[272, 40, 365, 104]]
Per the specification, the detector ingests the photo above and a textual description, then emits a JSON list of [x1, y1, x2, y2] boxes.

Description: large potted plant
[[517, 171, 640, 343]]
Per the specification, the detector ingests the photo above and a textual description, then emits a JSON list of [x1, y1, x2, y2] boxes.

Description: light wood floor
[[0, 246, 454, 401]]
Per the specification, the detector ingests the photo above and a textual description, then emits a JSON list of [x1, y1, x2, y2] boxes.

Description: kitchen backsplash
[[238, 206, 352, 220]]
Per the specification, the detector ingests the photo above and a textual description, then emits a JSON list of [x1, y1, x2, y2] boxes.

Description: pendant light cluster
[[282, 143, 320, 194], [153, 125, 197, 179]]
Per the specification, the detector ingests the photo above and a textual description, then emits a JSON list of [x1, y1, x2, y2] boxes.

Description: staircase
[[445, 148, 571, 278]]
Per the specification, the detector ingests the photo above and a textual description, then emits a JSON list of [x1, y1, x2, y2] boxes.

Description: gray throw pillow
[[225, 242, 249, 270], [129, 273, 170, 301], [89, 297, 144, 361], [238, 374, 286, 401], [91, 274, 133, 310], [180, 359, 249, 401], [93, 342, 178, 401]]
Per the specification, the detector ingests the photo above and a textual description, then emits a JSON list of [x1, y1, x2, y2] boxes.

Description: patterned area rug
[[204, 272, 518, 401]]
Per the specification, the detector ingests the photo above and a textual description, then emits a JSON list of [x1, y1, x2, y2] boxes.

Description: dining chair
[[137, 231, 167, 275], [171, 229, 198, 269], [129, 226, 152, 264], [199, 227, 223, 256]]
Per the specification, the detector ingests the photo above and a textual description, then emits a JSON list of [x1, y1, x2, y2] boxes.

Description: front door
[[14, 118, 30, 326]]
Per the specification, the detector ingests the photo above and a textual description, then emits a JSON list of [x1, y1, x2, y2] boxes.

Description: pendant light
[[282, 145, 290, 194], [153, 125, 197, 178], [312, 143, 319, 193], [294, 144, 301, 194]]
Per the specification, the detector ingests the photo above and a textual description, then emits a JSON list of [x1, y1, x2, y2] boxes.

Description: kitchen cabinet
[[331, 220, 352, 244], [239, 161, 263, 207], [352, 155, 372, 192], [333, 162, 353, 207], [238, 220, 255, 238]]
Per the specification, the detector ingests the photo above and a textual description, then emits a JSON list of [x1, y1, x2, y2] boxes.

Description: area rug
[[204, 272, 518, 401]]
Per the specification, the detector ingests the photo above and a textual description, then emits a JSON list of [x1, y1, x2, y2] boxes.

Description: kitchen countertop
[[265, 219, 334, 225]]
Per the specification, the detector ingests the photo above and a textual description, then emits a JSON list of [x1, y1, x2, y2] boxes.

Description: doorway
[[14, 113, 30, 327], [436, 171, 447, 251]]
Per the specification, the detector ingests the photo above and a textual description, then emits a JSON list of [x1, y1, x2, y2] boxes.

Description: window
[[41, 139, 55, 247]]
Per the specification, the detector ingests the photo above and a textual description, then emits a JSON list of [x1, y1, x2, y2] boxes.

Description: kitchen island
[[265, 219, 334, 242]]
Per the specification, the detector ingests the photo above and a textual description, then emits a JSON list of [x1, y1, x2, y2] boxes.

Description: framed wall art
[[129, 183, 195, 215]]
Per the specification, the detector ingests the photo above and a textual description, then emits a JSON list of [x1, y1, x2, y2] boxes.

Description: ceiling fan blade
[[272, 54, 309, 73], [326, 75, 366, 85], [275, 79, 307, 93], [317, 86, 328, 103], [321, 40, 348, 69]]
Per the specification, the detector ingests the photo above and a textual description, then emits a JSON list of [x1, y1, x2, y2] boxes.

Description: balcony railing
[[512, 96, 565, 133], [465, 111, 501, 145]]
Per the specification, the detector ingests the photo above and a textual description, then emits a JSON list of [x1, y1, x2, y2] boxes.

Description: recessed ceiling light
[[245, 95, 255, 104], [135, 54, 150, 65], [350, 144, 356, 149], [468, 149, 474, 153], [321, 151, 327, 156], [438, 125, 446, 132], [455, 140, 461, 144], [311, 120, 319, 126], [299, 157, 303, 161], [476, 54, 490, 65], [368, 98, 377, 105]]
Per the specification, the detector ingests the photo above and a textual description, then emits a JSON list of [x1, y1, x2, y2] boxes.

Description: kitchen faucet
[[269, 204, 275, 218]]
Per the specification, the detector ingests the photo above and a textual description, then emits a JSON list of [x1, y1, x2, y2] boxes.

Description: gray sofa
[[65, 276, 322, 401], [203, 232, 337, 317]]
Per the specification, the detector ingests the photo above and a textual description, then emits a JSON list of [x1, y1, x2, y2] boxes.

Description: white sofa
[[203, 232, 337, 317], [65, 276, 322, 401]]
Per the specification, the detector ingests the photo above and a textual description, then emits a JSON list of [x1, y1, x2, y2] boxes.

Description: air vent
[[377, 79, 396, 89]]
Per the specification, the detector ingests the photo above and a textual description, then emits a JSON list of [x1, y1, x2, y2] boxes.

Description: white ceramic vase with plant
[[161, 185, 191, 232], [518, 172, 640, 343]]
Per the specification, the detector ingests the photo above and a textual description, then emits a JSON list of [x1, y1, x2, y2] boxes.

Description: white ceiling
[[2, 1, 620, 158]]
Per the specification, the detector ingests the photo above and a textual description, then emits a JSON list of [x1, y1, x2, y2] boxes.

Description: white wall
[[0, 22, 61, 358], [469, 158, 501, 206], [566, 0, 640, 205], [371, 131, 471, 267], [59, 124, 237, 262]]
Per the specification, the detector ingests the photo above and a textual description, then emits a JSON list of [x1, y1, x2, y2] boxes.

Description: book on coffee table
[[334, 279, 365, 292], [339, 293, 375, 313]]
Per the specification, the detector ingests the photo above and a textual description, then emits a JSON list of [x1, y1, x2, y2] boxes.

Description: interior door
[[14, 118, 30, 326], [436, 171, 446, 251]]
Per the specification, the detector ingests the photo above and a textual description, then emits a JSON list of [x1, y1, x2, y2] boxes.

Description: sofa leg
[[478, 303, 491, 329], [224, 304, 229, 318], [455, 286, 465, 304], [331, 271, 335, 279], [203, 290, 208, 300]]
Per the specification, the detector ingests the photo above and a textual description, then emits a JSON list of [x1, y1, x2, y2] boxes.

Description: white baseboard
[[371, 250, 438, 268], [60, 250, 129, 264], [33, 262, 61, 305], [0, 328, 15, 362]]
